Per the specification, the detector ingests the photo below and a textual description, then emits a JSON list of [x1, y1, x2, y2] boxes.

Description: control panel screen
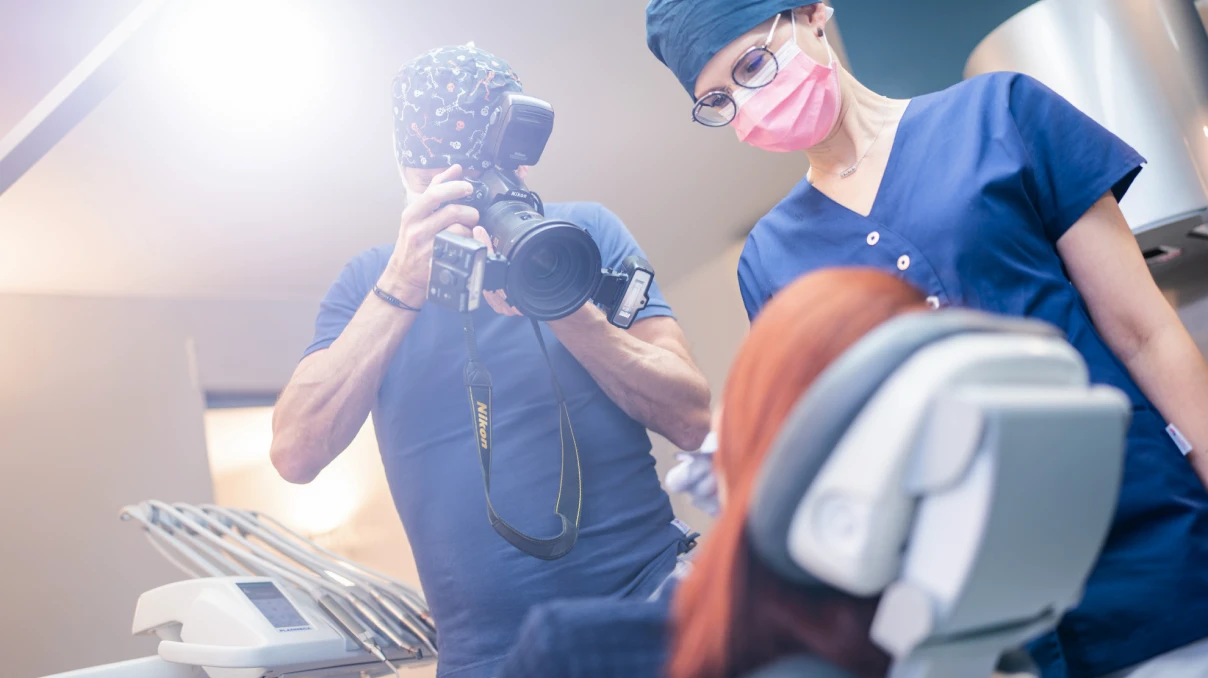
[[237, 581, 310, 629]]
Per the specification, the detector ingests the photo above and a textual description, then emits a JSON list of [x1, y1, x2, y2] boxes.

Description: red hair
[[668, 268, 927, 678]]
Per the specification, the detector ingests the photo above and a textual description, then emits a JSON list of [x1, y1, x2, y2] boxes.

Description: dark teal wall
[[837, 0, 1038, 97]]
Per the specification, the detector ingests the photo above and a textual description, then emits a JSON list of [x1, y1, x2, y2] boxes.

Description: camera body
[[427, 93, 653, 328]]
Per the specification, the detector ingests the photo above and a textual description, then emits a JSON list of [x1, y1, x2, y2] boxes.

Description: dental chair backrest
[[745, 310, 1130, 678]]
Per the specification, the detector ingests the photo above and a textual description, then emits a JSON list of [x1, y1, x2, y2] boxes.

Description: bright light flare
[[154, 0, 332, 133], [204, 406, 375, 538], [325, 570, 357, 587]]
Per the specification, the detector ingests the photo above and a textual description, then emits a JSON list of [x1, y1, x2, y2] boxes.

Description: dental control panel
[[131, 577, 408, 678], [234, 582, 310, 631]]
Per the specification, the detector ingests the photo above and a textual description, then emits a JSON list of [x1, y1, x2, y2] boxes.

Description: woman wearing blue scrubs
[[645, 1, 1208, 677]]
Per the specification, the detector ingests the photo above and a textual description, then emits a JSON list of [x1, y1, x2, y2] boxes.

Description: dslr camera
[[426, 93, 654, 329]]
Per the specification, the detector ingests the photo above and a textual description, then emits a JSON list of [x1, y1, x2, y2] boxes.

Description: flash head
[[482, 94, 555, 170], [592, 255, 654, 330]]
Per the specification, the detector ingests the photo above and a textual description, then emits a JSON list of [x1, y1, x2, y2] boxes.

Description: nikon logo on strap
[[461, 314, 582, 559], [476, 401, 489, 450]]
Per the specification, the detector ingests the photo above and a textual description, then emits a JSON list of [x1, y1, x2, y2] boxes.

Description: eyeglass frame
[[690, 10, 792, 127]]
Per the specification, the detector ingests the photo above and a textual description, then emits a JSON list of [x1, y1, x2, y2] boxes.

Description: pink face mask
[[732, 15, 842, 153]]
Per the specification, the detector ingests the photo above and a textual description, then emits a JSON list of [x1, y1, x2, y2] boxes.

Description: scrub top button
[[926, 295, 941, 309], [867, 231, 880, 246], [897, 255, 911, 271]]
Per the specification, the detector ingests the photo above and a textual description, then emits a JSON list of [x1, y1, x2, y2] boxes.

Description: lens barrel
[[481, 200, 602, 321]]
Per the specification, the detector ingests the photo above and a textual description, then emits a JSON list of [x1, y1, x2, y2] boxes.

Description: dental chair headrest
[[742, 308, 1130, 678], [747, 310, 1058, 587]]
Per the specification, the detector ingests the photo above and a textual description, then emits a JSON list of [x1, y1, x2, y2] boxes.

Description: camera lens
[[476, 181, 604, 321], [509, 225, 600, 320], [487, 213, 601, 320], [526, 244, 561, 281]]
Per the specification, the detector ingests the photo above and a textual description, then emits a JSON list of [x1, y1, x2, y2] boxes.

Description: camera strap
[[461, 313, 582, 560]]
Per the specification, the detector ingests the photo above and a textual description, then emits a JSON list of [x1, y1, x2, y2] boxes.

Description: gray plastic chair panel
[[747, 310, 1059, 586]]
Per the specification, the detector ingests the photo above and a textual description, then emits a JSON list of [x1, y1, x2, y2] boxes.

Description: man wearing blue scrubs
[[646, 1, 1208, 677], [269, 44, 710, 678]]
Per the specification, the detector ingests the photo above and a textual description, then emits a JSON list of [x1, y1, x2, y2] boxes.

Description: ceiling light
[[154, 0, 332, 134]]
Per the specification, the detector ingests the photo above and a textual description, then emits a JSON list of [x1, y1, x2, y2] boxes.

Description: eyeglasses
[[691, 11, 789, 127]]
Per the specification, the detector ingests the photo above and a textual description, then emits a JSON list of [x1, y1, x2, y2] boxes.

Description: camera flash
[[614, 270, 652, 325]]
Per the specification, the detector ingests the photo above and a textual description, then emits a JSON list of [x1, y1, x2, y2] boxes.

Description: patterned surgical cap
[[392, 44, 524, 170]]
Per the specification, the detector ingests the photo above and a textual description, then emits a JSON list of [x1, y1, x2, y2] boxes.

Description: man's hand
[[378, 165, 480, 308], [472, 225, 523, 317]]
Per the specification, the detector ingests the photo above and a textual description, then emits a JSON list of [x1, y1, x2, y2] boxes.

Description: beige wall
[[0, 294, 315, 678], [1160, 267, 1208, 357], [650, 240, 751, 534], [1183, 295, 1208, 355], [0, 295, 212, 677]]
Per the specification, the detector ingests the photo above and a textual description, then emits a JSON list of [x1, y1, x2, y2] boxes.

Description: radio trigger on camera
[[592, 255, 653, 330]]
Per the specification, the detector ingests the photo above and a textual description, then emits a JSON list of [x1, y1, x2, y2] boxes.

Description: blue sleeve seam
[[1004, 75, 1049, 232], [300, 338, 336, 363], [1052, 159, 1144, 241]]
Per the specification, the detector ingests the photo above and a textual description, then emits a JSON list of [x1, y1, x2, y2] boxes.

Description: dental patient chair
[[744, 311, 1130, 678]]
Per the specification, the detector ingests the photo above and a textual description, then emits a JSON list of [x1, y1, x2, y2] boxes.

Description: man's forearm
[[548, 306, 711, 450], [271, 276, 420, 483], [1125, 325, 1208, 485]]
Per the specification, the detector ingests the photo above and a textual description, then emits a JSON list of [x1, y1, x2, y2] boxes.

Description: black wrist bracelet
[[373, 284, 422, 312]]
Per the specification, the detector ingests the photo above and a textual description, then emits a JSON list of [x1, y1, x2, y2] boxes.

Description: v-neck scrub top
[[738, 72, 1208, 678]]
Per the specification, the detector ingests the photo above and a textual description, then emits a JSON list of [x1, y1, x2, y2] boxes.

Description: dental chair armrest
[[158, 640, 278, 669], [40, 656, 202, 678]]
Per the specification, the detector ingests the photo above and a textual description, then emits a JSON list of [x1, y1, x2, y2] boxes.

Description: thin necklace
[[810, 95, 891, 179]]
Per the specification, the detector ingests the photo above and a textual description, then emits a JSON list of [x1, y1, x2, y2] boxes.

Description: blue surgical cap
[[645, 0, 822, 100]]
